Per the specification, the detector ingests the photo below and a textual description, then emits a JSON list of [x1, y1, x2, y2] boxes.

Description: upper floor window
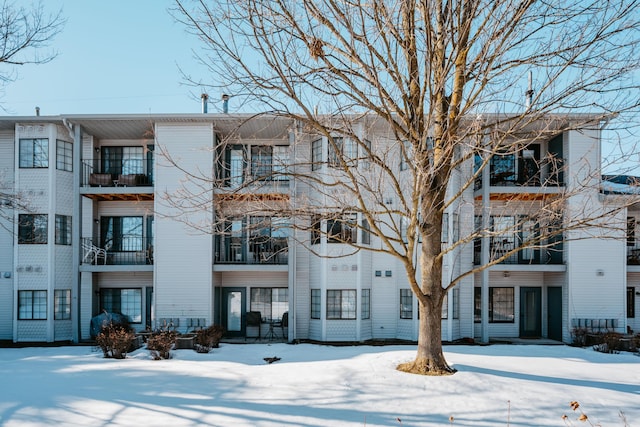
[[56, 140, 72, 172], [19, 138, 48, 168], [328, 137, 357, 168], [327, 213, 357, 244], [400, 140, 410, 171], [18, 214, 48, 244], [628, 217, 636, 246], [55, 215, 72, 245], [311, 139, 322, 171], [250, 145, 289, 181], [102, 146, 144, 175], [101, 216, 145, 251]]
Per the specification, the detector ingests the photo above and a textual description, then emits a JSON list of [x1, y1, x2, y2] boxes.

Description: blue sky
[[2, 0, 212, 116]]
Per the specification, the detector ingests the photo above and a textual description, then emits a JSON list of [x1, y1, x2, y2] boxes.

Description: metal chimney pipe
[[525, 71, 534, 109], [201, 93, 209, 114], [35, 106, 40, 116], [222, 94, 229, 114]]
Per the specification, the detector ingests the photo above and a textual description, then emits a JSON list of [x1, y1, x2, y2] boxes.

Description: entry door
[[221, 288, 246, 337], [520, 287, 541, 338], [547, 287, 562, 341]]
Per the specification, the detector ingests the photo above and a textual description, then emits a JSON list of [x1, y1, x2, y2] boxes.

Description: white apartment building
[[0, 113, 637, 344]]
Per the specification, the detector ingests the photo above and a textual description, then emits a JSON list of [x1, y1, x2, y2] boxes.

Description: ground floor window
[[311, 289, 320, 319], [361, 289, 370, 319], [400, 289, 413, 319], [18, 290, 47, 320], [327, 289, 356, 319], [628, 287, 636, 318], [490, 287, 515, 323], [54, 290, 71, 320], [100, 288, 142, 323], [251, 287, 288, 321]]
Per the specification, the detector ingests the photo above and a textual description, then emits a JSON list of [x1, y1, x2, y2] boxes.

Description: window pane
[[311, 289, 321, 319], [361, 289, 370, 319], [311, 139, 322, 171], [54, 290, 71, 320], [400, 289, 413, 319], [56, 140, 73, 172], [19, 140, 34, 168], [326, 290, 341, 319], [18, 214, 48, 244], [55, 215, 72, 245], [490, 287, 514, 322], [474, 287, 482, 322], [33, 139, 49, 168]]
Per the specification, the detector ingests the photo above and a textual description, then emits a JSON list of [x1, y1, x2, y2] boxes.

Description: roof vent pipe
[[525, 70, 534, 109], [35, 106, 40, 116], [222, 94, 229, 114], [201, 93, 209, 114]]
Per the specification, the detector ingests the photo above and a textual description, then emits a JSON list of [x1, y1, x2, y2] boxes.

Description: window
[[18, 214, 48, 244], [474, 287, 481, 322], [101, 216, 144, 251], [100, 288, 142, 323], [442, 293, 448, 319], [54, 290, 71, 320], [490, 151, 516, 185], [311, 215, 321, 245], [102, 146, 144, 175], [452, 213, 459, 242], [251, 146, 288, 181], [327, 289, 356, 319], [18, 290, 47, 320], [311, 139, 322, 171], [399, 140, 410, 171], [400, 289, 413, 319], [327, 213, 357, 243], [19, 138, 48, 168], [361, 289, 370, 319], [251, 288, 288, 321], [311, 289, 321, 319], [628, 287, 636, 318], [400, 217, 409, 243], [519, 218, 537, 261], [452, 287, 459, 319], [490, 287, 514, 323], [442, 213, 449, 243], [328, 137, 357, 168], [56, 140, 73, 172], [492, 216, 515, 260], [361, 139, 371, 170], [55, 215, 72, 245], [361, 218, 371, 245], [628, 217, 636, 246], [272, 145, 289, 180]]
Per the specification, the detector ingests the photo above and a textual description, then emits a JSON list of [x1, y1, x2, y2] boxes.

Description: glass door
[[221, 287, 246, 337]]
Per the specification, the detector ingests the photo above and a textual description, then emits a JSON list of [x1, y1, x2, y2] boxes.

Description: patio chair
[[246, 311, 262, 341]]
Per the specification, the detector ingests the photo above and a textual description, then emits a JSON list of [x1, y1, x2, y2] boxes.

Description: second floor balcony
[[82, 237, 153, 266], [474, 238, 564, 266]]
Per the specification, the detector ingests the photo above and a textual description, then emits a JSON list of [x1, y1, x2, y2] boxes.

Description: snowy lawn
[[0, 343, 638, 426]]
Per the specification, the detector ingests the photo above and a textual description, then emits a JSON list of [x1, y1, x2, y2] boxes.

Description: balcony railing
[[82, 237, 153, 265], [81, 160, 154, 187], [214, 240, 288, 265], [473, 239, 563, 265]]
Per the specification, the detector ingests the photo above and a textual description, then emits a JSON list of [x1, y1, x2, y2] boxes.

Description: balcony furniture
[[89, 173, 113, 187], [82, 241, 107, 265], [246, 311, 262, 341]]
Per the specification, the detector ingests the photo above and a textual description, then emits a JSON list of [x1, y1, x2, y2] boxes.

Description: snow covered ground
[[0, 343, 638, 426]]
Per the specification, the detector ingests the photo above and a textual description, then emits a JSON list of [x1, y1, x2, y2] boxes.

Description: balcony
[[82, 237, 153, 266], [214, 239, 288, 265], [81, 159, 154, 188], [474, 239, 563, 265]]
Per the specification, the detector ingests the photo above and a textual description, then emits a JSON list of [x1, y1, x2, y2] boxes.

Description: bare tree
[[168, 0, 640, 375], [0, 0, 64, 87], [0, 1, 64, 227]]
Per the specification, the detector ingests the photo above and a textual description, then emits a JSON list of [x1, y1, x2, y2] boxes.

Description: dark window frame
[[311, 139, 323, 171], [18, 214, 48, 244], [311, 289, 321, 319], [55, 214, 72, 245], [18, 290, 47, 320], [100, 288, 142, 324], [19, 138, 49, 168], [400, 289, 413, 319], [54, 289, 71, 320], [361, 289, 371, 319], [327, 289, 357, 320], [250, 287, 288, 322], [56, 140, 73, 172], [489, 287, 515, 323], [628, 287, 636, 318]]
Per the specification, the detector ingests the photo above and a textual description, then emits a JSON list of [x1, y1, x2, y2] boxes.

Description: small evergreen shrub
[[147, 330, 178, 360], [194, 324, 225, 353], [95, 321, 136, 359], [570, 327, 588, 347]]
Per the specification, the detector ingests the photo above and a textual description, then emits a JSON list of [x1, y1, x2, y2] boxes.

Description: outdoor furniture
[[246, 311, 261, 341], [82, 241, 107, 265], [89, 173, 112, 187]]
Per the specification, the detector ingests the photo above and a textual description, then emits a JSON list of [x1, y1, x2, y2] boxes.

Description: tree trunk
[[397, 223, 456, 376]]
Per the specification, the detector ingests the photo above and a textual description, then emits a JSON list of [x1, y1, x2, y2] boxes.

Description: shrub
[[146, 330, 178, 360], [95, 321, 136, 359], [194, 324, 225, 353], [570, 327, 588, 347], [593, 332, 622, 354]]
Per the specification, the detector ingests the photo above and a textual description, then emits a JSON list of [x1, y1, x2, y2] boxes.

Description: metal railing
[[214, 240, 288, 265], [82, 237, 153, 265], [81, 160, 154, 187], [473, 239, 563, 265]]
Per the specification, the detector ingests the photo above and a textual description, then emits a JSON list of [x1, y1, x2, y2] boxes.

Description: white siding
[[154, 123, 214, 325]]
